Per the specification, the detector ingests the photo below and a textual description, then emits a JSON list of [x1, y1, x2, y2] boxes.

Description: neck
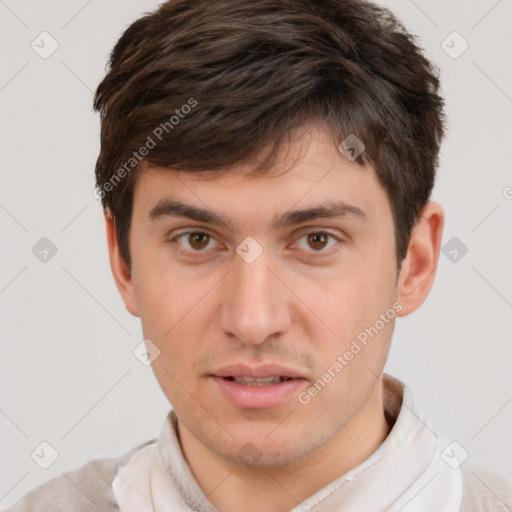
[[178, 381, 391, 512]]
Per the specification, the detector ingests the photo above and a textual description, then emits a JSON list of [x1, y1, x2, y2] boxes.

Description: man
[[5, 0, 512, 510]]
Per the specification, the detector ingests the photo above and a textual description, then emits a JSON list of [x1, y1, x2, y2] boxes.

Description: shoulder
[[3, 439, 155, 512], [460, 461, 512, 511]]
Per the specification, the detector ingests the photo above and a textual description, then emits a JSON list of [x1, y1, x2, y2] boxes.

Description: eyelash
[[170, 229, 342, 258]]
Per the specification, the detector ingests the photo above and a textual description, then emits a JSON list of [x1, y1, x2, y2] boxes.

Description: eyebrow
[[148, 199, 367, 231]]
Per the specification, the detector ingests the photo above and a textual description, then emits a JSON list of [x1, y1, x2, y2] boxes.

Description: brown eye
[[307, 232, 329, 251], [173, 231, 216, 252], [187, 232, 210, 250], [294, 231, 340, 254]]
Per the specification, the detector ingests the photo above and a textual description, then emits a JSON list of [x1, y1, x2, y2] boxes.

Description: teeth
[[232, 376, 288, 386]]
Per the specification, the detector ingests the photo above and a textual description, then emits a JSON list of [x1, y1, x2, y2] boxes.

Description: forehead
[[132, 127, 391, 229]]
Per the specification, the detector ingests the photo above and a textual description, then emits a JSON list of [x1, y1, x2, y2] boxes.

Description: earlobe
[[396, 202, 445, 317], [104, 210, 140, 317]]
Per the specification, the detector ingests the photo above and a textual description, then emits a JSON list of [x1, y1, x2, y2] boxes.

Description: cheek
[[303, 266, 395, 376], [134, 264, 216, 373], [133, 244, 191, 329], [305, 273, 379, 337]]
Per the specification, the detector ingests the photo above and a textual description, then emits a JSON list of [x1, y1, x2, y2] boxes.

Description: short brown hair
[[93, 0, 445, 272]]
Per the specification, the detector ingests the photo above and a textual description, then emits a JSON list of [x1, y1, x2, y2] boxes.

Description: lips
[[210, 364, 309, 408], [228, 376, 291, 386], [212, 364, 307, 381]]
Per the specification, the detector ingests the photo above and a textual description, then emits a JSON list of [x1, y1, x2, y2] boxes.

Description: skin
[[105, 126, 444, 512]]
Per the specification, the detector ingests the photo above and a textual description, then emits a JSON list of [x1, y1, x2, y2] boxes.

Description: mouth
[[210, 364, 309, 409], [222, 376, 294, 386]]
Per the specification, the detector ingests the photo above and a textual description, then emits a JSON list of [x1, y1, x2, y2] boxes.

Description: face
[[123, 127, 403, 469]]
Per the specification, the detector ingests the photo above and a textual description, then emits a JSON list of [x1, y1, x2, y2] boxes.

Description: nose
[[218, 246, 293, 346]]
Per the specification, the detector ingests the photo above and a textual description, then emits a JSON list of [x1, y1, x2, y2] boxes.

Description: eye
[[172, 231, 220, 253], [171, 229, 342, 257], [294, 231, 340, 253]]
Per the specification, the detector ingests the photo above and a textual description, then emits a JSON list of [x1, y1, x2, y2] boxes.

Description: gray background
[[1, 0, 511, 508]]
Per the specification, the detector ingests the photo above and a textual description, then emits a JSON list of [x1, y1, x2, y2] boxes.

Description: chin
[[210, 434, 321, 470]]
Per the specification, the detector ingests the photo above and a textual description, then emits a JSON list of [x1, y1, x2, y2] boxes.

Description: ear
[[396, 201, 445, 317], [104, 209, 139, 317]]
